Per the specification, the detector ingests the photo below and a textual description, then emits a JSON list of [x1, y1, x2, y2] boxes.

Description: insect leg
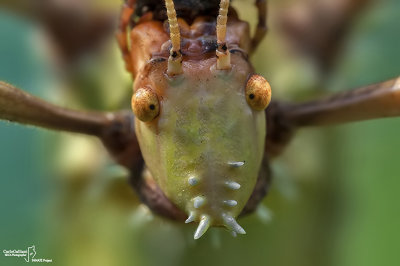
[[278, 77, 400, 127], [0, 81, 113, 135], [0, 81, 142, 168], [116, 0, 136, 75], [251, 0, 268, 53]]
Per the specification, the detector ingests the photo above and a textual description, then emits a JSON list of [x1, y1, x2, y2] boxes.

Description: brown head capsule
[[245, 75, 272, 111], [131, 87, 160, 122]]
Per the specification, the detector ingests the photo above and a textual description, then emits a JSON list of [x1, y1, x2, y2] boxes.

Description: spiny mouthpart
[[188, 212, 246, 239]]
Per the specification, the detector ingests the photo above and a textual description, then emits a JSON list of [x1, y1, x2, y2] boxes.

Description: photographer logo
[[3, 245, 52, 263]]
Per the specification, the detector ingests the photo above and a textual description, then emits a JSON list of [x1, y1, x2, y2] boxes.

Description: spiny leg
[[216, 0, 231, 70], [251, 0, 268, 53], [165, 0, 183, 76], [116, 0, 136, 75]]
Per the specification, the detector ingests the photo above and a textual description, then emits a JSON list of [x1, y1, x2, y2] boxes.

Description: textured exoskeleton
[[118, 0, 271, 238]]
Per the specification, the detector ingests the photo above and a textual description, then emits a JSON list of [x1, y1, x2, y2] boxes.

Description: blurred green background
[[0, 0, 399, 265]]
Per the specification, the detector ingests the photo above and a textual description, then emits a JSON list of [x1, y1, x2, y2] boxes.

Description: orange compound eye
[[245, 75, 272, 111], [131, 87, 160, 122]]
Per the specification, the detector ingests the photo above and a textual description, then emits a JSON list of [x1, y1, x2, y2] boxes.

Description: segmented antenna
[[165, 0, 183, 75], [216, 0, 231, 70]]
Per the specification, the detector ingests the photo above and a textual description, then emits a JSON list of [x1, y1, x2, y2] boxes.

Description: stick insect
[[0, 0, 399, 240]]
